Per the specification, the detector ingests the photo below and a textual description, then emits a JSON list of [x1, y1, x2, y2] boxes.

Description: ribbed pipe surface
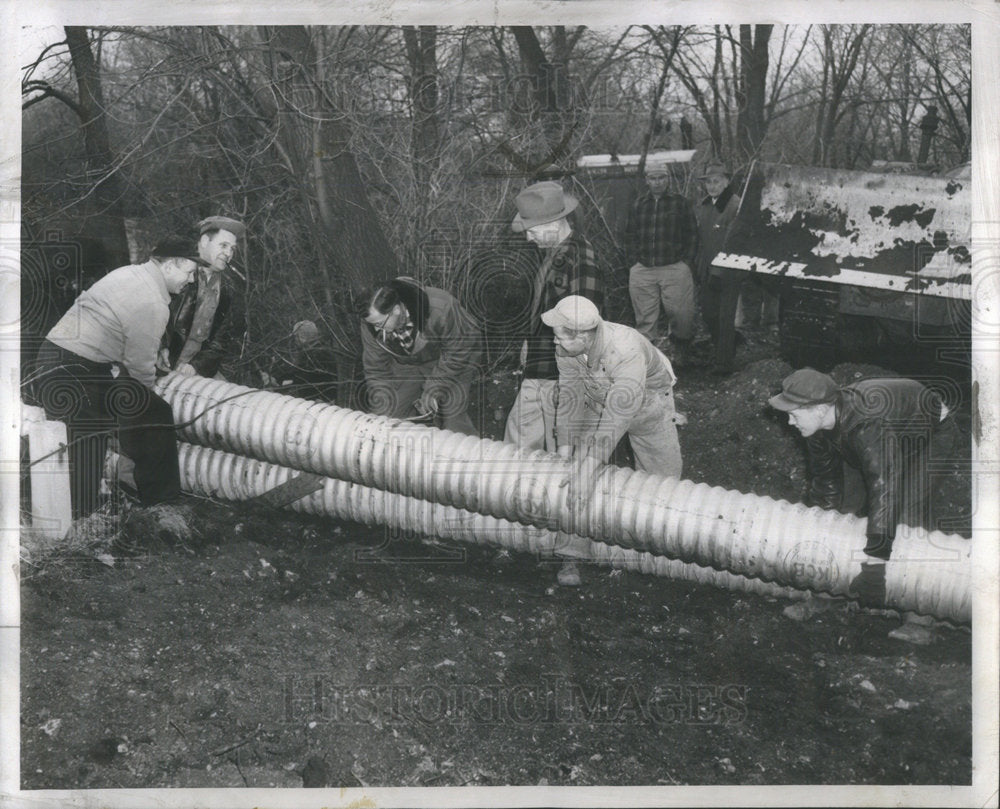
[[156, 441, 807, 602], [158, 375, 971, 622]]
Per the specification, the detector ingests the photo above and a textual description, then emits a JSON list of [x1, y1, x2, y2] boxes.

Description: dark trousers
[[31, 340, 182, 517], [699, 270, 742, 370]]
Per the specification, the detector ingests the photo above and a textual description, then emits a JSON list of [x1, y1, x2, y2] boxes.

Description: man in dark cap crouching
[[769, 367, 962, 643]]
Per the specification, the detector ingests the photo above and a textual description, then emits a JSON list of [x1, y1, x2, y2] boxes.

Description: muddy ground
[[19, 329, 973, 789]]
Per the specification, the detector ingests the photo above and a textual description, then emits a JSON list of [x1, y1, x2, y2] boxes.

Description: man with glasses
[[504, 180, 606, 586], [360, 276, 481, 435]]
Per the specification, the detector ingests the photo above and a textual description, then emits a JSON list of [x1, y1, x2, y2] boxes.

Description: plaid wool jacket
[[624, 191, 700, 269], [523, 231, 605, 380]]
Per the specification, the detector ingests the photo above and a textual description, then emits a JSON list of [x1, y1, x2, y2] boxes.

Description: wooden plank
[[248, 472, 326, 509]]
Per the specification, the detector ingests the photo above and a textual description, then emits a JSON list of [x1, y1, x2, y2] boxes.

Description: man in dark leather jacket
[[158, 216, 246, 378], [770, 368, 959, 641]]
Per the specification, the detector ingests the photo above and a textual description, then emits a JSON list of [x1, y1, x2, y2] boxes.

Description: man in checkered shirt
[[503, 181, 605, 587], [624, 161, 700, 366], [504, 181, 605, 454]]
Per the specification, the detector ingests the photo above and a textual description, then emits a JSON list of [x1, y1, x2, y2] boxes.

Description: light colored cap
[[540, 295, 602, 331]]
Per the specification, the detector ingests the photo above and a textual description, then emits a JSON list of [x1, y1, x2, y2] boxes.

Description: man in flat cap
[[159, 215, 246, 378], [770, 368, 961, 643], [542, 295, 683, 585], [505, 180, 605, 455], [623, 161, 700, 367], [32, 235, 202, 518]]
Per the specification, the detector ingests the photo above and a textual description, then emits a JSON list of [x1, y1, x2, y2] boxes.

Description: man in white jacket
[[542, 295, 683, 584], [32, 235, 201, 518]]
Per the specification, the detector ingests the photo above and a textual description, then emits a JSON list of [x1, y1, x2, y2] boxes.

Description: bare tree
[[22, 27, 133, 264], [810, 24, 872, 166], [735, 24, 773, 162]]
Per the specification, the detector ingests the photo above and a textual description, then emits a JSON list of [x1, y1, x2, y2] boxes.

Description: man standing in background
[[694, 162, 742, 375], [623, 161, 700, 367]]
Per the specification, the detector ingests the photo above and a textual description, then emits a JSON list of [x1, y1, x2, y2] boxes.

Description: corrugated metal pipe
[[156, 375, 971, 623], [137, 441, 807, 602]]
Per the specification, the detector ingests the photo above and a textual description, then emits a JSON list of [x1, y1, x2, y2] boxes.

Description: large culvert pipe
[[157, 376, 970, 622], [143, 441, 806, 602]]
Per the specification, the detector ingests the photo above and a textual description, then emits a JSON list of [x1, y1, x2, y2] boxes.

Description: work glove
[[848, 562, 887, 607], [559, 452, 602, 534], [862, 532, 894, 561], [414, 391, 440, 416]]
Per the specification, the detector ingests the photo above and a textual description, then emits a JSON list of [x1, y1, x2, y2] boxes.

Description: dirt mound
[[679, 358, 804, 502]]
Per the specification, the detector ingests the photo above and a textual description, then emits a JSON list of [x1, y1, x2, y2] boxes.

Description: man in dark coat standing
[[694, 162, 742, 375]]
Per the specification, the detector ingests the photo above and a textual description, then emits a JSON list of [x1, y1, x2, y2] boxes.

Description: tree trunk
[[64, 27, 130, 266], [736, 25, 772, 163], [260, 25, 398, 299], [403, 26, 441, 187], [510, 26, 577, 169]]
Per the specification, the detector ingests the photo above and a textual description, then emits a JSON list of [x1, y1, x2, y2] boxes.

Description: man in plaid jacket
[[503, 181, 605, 587], [504, 181, 605, 454], [624, 161, 700, 366]]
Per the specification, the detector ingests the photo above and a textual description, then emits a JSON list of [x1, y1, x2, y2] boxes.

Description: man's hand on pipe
[[560, 451, 603, 530]]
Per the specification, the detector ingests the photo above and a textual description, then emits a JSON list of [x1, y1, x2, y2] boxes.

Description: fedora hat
[[198, 216, 246, 239], [511, 181, 578, 232]]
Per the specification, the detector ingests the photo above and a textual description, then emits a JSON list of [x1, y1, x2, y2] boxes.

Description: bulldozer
[[575, 152, 972, 374]]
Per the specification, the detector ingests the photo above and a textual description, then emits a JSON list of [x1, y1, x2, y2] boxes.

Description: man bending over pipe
[[543, 295, 684, 586], [360, 276, 482, 435], [769, 368, 961, 644]]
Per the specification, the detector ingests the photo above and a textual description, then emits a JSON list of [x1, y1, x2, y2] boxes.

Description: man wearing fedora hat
[[159, 215, 246, 378], [623, 161, 700, 366], [769, 368, 961, 643], [505, 180, 605, 455], [694, 161, 742, 374], [31, 235, 203, 518]]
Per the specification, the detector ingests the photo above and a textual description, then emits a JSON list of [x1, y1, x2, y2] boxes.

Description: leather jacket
[[805, 378, 948, 539], [161, 274, 232, 377]]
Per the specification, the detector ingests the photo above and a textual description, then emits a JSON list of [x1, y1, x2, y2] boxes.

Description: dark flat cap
[[151, 234, 208, 265], [198, 216, 246, 238]]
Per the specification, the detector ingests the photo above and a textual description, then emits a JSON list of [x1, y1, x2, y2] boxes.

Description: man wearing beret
[[770, 368, 960, 643], [505, 181, 605, 455], [32, 235, 202, 518], [623, 161, 700, 367], [543, 295, 683, 586], [159, 215, 246, 378]]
